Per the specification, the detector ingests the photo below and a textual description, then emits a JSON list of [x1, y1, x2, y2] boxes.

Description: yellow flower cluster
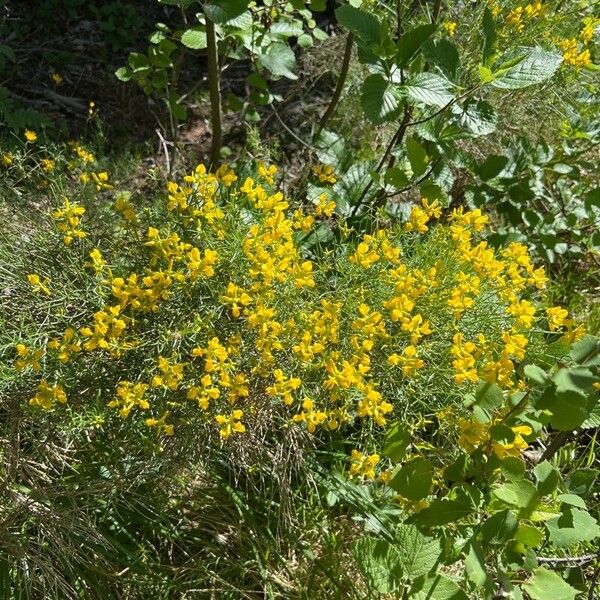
[[505, 2, 543, 31], [51, 198, 87, 245], [29, 380, 67, 410], [558, 37, 592, 69], [312, 164, 337, 184], [18, 162, 584, 447], [458, 418, 532, 459], [348, 450, 381, 479]]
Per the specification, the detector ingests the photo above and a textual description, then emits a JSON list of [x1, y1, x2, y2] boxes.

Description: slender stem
[[205, 15, 222, 168], [317, 32, 354, 134]]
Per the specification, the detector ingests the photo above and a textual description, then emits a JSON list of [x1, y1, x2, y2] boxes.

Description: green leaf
[[546, 507, 600, 547], [411, 574, 468, 600], [335, 5, 380, 44], [396, 524, 441, 578], [396, 24, 437, 69], [523, 567, 579, 600], [360, 74, 403, 124], [422, 39, 460, 80], [181, 27, 207, 49], [570, 335, 600, 366], [406, 137, 429, 177], [115, 66, 132, 82], [550, 389, 589, 431], [582, 402, 600, 429], [382, 422, 411, 462], [204, 0, 249, 23], [534, 461, 560, 496], [500, 457, 525, 482], [411, 499, 473, 527], [493, 480, 538, 509], [552, 367, 597, 395], [388, 458, 432, 500], [514, 524, 544, 548], [464, 540, 491, 588], [491, 48, 562, 89], [556, 494, 587, 509], [481, 7, 496, 65], [352, 537, 401, 593], [474, 382, 504, 415], [476, 154, 508, 180], [406, 73, 454, 108], [456, 98, 496, 136], [524, 364, 548, 386], [480, 509, 518, 544], [259, 43, 298, 80], [567, 468, 598, 499]]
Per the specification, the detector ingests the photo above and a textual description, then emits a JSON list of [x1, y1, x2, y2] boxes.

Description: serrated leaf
[[493, 480, 538, 509], [491, 48, 562, 89], [552, 366, 596, 395], [335, 5, 380, 44], [480, 509, 518, 544], [396, 24, 436, 69], [570, 335, 600, 366], [181, 27, 207, 49], [546, 507, 600, 547], [411, 574, 468, 599], [406, 73, 454, 108], [523, 567, 579, 600], [455, 98, 496, 136], [464, 540, 491, 588], [361, 74, 403, 124], [411, 499, 473, 527], [524, 364, 548, 385], [534, 461, 560, 496], [388, 457, 432, 500], [352, 537, 401, 593], [204, 0, 249, 23], [422, 39, 460, 80], [396, 524, 441, 578], [259, 42, 297, 80], [406, 137, 429, 177]]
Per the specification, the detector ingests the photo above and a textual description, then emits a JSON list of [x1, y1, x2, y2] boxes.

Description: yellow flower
[[312, 164, 337, 184], [348, 450, 380, 480], [508, 299, 536, 329], [215, 409, 246, 438], [51, 72, 63, 85], [27, 273, 51, 295], [24, 130, 37, 143], [443, 21, 457, 36], [29, 380, 67, 410], [2, 153, 13, 166], [108, 381, 150, 418], [546, 306, 569, 332], [40, 158, 55, 172], [315, 193, 336, 217], [292, 398, 327, 432]]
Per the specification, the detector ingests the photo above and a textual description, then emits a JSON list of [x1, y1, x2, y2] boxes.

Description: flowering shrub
[[10, 161, 585, 445]]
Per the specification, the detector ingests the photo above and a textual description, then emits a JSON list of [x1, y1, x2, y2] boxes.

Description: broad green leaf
[[550, 389, 589, 431], [406, 73, 454, 108], [474, 382, 504, 415], [406, 137, 429, 177], [570, 335, 600, 366], [464, 540, 491, 588], [481, 7, 496, 65], [523, 364, 548, 385], [552, 366, 596, 395], [396, 524, 441, 578], [382, 422, 411, 462], [422, 39, 460, 80], [546, 507, 600, 547], [411, 499, 473, 527], [388, 457, 432, 500], [533, 461, 560, 496], [480, 509, 518, 544], [352, 537, 401, 593], [491, 48, 562, 89], [514, 524, 544, 548], [456, 98, 496, 136], [411, 574, 468, 600], [582, 402, 600, 429], [523, 568, 579, 600], [500, 457, 525, 482], [181, 27, 207, 49], [556, 494, 587, 509], [204, 0, 249, 23], [396, 24, 436, 69], [360, 74, 403, 124], [493, 480, 538, 509], [567, 468, 598, 498], [259, 43, 298, 80], [335, 5, 380, 44]]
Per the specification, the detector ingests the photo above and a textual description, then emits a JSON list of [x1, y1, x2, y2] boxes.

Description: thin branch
[[205, 15, 222, 168], [317, 32, 354, 134]]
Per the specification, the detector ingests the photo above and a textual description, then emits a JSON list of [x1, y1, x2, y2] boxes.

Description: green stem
[[317, 32, 354, 134], [205, 15, 222, 168]]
